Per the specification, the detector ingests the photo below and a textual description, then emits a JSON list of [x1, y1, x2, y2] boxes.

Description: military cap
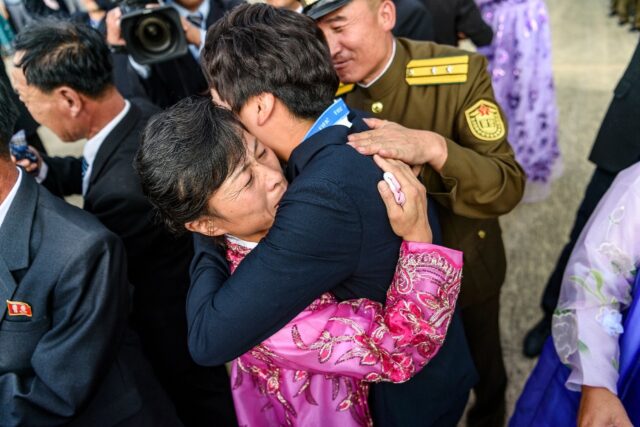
[[301, 0, 352, 20]]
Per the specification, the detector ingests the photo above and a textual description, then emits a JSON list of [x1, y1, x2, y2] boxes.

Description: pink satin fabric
[[226, 240, 463, 427]]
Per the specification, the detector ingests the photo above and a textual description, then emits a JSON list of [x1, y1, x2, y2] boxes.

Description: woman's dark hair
[[202, 3, 339, 120], [135, 96, 246, 235], [0, 80, 19, 160], [14, 18, 113, 97]]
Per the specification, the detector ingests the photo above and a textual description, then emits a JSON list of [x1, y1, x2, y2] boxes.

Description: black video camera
[[118, 0, 188, 65]]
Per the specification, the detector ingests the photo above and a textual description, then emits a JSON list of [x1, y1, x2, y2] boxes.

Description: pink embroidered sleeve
[[254, 241, 463, 383]]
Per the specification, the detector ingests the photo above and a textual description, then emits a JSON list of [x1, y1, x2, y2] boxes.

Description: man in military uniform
[[303, 0, 525, 425]]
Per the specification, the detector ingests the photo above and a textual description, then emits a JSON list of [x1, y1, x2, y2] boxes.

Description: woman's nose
[[258, 163, 284, 191]]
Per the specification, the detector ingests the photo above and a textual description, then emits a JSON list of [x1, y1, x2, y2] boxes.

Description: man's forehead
[[319, 12, 348, 24]]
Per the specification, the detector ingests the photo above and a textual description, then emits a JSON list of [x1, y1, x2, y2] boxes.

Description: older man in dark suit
[[11, 19, 236, 427], [0, 79, 181, 427]]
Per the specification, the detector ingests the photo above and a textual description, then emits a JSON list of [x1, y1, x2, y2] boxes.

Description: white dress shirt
[[0, 168, 23, 230], [82, 100, 131, 195]]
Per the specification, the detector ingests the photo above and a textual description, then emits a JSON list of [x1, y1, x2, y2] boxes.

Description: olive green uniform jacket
[[342, 38, 526, 308]]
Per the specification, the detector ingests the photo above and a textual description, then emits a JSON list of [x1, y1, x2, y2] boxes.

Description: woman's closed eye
[[244, 171, 254, 189]]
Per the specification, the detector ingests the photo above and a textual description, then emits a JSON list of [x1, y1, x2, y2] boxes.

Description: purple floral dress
[[475, 0, 561, 202]]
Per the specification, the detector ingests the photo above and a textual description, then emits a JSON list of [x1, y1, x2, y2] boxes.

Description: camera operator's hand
[[180, 17, 203, 47], [106, 7, 126, 46]]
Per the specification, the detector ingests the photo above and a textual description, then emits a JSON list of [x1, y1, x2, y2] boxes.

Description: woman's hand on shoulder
[[373, 155, 432, 243]]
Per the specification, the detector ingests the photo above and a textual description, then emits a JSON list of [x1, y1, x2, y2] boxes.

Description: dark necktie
[[186, 12, 204, 28], [81, 158, 88, 178]]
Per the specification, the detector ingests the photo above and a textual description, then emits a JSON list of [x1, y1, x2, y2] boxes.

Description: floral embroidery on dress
[[551, 164, 640, 393], [225, 239, 462, 426], [596, 308, 624, 337]]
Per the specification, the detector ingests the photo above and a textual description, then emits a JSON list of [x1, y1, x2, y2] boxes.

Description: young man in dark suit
[[0, 78, 181, 427], [181, 4, 473, 426], [11, 19, 236, 427]]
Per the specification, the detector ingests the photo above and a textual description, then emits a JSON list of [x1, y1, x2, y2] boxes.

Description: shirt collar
[[286, 109, 368, 182], [170, 0, 210, 21], [225, 234, 258, 249], [82, 100, 131, 194], [0, 168, 22, 231], [358, 39, 396, 89], [356, 38, 408, 101]]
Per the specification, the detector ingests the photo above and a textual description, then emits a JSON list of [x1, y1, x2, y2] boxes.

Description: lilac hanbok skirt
[[475, 0, 562, 202]]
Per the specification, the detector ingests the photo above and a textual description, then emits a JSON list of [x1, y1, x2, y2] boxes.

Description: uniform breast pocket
[[0, 317, 50, 373]]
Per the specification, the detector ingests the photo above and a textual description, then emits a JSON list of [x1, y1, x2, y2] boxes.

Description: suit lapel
[[89, 103, 141, 187], [0, 172, 37, 323]]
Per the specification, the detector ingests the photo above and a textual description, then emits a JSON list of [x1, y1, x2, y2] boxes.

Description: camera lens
[[135, 16, 172, 53]]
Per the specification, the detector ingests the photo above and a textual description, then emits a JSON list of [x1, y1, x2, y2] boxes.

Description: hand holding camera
[[106, 0, 189, 65]]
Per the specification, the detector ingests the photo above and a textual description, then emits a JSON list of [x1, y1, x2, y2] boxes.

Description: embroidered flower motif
[[598, 242, 635, 277], [608, 205, 625, 224], [596, 308, 624, 337], [552, 311, 578, 363], [226, 239, 461, 427]]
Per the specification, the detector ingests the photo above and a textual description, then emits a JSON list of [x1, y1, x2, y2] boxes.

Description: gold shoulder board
[[406, 55, 469, 86], [336, 83, 355, 97]]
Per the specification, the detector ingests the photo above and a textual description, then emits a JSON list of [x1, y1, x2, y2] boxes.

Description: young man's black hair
[[202, 3, 339, 119]]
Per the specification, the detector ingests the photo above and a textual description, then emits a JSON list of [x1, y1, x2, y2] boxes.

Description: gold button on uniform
[[371, 102, 384, 114], [477, 230, 486, 239]]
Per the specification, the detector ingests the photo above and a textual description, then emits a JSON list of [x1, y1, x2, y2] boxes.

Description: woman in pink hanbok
[[216, 137, 461, 427], [138, 102, 463, 427]]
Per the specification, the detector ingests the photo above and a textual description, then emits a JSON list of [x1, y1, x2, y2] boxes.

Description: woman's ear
[[185, 217, 227, 237]]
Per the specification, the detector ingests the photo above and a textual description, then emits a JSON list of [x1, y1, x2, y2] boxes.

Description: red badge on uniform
[[6, 300, 32, 317]]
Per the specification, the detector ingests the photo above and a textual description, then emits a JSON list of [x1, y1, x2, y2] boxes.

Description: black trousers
[[461, 294, 507, 427], [540, 167, 618, 317], [132, 294, 238, 427]]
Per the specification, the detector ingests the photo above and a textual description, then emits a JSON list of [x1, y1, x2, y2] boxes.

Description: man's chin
[[336, 70, 358, 84]]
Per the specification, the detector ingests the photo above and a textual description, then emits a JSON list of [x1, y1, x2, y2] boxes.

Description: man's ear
[[56, 86, 83, 118], [255, 92, 276, 127], [378, 0, 396, 32], [185, 216, 227, 237]]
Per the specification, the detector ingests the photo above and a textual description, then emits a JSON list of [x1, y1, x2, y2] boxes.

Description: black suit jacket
[[393, 0, 435, 42], [41, 99, 236, 426], [188, 111, 477, 426], [0, 173, 181, 427], [589, 38, 640, 173], [422, 0, 493, 47]]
